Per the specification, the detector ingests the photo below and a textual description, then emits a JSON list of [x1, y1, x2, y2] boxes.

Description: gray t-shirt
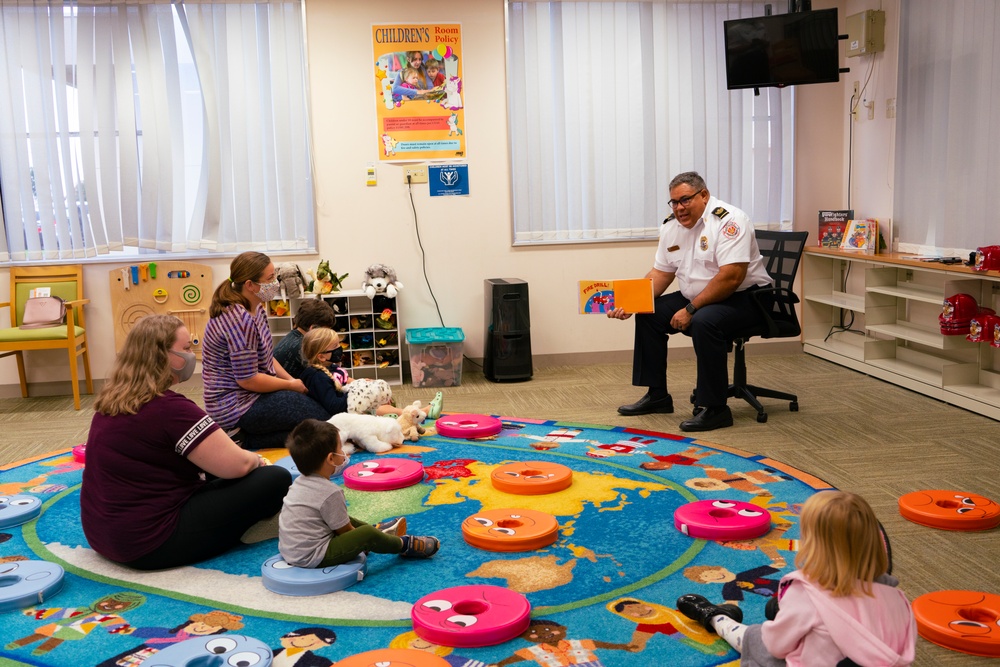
[[278, 473, 350, 568]]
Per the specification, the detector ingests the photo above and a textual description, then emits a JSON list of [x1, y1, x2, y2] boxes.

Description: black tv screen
[[724, 8, 839, 90]]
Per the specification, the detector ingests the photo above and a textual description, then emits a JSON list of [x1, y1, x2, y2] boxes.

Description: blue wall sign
[[428, 163, 470, 197]]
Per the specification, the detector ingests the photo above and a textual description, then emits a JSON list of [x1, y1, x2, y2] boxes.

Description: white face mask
[[255, 279, 281, 302], [331, 453, 351, 477], [169, 350, 197, 383]]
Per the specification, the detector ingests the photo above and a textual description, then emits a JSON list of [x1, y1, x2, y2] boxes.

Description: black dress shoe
[[618, 393, 674, 416], [679, 405, 733, 432], [676, 594, 743, 633]]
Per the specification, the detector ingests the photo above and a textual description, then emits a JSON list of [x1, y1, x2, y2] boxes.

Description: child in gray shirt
[[278, 419, 440, 568]]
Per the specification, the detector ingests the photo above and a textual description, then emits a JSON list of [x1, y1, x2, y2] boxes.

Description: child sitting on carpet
[[675, 490, 916, 667], [300, 327, 399, 417], [278, 419, 440, 568]]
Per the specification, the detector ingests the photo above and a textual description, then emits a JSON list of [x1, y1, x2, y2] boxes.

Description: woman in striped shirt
[[202, 252, 330, 449]]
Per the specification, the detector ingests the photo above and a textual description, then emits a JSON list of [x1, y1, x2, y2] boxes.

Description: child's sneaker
[[400, 535, 440, 558], [375, 516, 407, 537]]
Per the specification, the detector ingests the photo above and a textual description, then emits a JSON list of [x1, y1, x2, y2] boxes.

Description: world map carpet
[[0, 417, 839, 667]]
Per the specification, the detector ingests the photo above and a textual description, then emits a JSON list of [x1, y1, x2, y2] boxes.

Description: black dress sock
[[647, 388, 669, 400]]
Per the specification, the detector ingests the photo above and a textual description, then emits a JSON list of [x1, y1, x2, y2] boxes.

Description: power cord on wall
[[406, 175, 482, 370]]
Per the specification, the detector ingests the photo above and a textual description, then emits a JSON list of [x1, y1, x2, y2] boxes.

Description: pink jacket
[[760, 571, 916, 666]]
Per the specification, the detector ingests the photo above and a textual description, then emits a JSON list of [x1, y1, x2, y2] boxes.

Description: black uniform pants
[[631, 288, 764, 407]]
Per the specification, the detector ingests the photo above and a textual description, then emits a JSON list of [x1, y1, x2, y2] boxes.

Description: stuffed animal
[[307, 259, 348, 295], [396, 401, 427, 442], [361, 264, 403, 299], [345, 378, 393, 415], [328, 413, 403, 454], [275, 263, 307, 299]]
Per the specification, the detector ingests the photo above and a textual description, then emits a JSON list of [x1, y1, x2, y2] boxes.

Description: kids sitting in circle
[[675, 490, 915, 667], [278, 419, 440, 568]]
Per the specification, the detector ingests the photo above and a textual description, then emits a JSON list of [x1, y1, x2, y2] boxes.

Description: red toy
[[673, 499, 771, 540], [72, 444, 86, 463], [490, 461, 573, 495], [898, 490, 1000, 531], [412, 585, 531, 648], [913, 590, 1000, 657], [342, 459, 424, 491], [462, 508, 559, 552], [973, 245, 1000, 272], [435, 414, 502, 439], [968, 314, 1000, 343], [939, 294, 994, 336]]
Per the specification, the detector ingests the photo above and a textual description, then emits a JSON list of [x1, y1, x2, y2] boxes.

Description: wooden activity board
[[109, 261, 214, 359]]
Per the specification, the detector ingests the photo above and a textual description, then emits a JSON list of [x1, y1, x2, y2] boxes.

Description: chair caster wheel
[[790, 402, 799, 412], [756, 413, 768, 423]]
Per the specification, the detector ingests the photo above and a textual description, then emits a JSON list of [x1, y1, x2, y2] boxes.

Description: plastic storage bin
[[406, 327, 465, 387]]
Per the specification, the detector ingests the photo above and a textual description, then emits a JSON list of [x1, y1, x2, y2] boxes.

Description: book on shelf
[[839, 218, 879, 254], [578, 279, 655, 314], [817, 209, 853, 247]]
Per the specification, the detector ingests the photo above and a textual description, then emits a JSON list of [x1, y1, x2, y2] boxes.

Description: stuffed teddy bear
[[396, 400, 427, 442], [275, 263, 306, 299], [361, 263, 403, 299], [307, 259, 348, 295], [345, 378, 393, 415], [328, 413, 403, 454]]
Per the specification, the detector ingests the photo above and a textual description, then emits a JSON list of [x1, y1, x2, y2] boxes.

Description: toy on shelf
[[306, 259, 348, 295], [362, 263, 403, 299], [275, 263, 307, 298]]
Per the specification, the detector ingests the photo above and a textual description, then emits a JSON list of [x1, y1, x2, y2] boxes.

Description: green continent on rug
[[0, 418, 831, 667]]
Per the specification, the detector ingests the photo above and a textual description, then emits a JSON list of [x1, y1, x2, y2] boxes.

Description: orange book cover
[[579, 279, 655, 314]]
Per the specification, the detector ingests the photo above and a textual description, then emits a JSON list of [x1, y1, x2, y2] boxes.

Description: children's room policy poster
[[373, 24, 466, 162]]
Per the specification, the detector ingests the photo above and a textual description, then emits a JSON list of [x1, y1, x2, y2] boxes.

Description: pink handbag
[[19, 296, 67, 329]]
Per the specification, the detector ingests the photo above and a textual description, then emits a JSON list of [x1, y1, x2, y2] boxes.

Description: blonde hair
[[209, 251, 271, 318], [94, 315, 183, 416], [401, 67, 420, 83], [794, 491, 887, 597], [389, 630, 451, 655], [302, 327, 343, 390]]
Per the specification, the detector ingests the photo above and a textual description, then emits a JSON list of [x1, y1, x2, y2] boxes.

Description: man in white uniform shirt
[[608, 172, 773, 431]]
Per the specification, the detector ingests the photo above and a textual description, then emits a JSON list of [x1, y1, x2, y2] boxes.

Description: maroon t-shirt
[[80, 390, 220, 562]]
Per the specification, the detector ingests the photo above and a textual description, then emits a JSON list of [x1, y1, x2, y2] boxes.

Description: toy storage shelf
[[802, 247, 1000, 421], [266, 289, 402, 386]]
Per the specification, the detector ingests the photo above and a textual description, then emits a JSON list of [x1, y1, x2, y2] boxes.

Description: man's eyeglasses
[[668, 189, 705, 209]]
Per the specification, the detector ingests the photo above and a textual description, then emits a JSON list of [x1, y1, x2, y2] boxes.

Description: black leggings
[[237, 390, 331, 450], [125, 466, 292, 570]]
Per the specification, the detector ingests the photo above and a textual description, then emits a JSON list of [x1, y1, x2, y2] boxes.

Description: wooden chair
[[0, 265, 93, 409]]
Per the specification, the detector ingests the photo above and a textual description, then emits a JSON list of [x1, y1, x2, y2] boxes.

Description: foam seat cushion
[[0, 326, 85, 342]]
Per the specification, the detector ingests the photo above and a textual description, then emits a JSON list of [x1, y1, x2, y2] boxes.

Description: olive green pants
[[318, 517, 403, 567]]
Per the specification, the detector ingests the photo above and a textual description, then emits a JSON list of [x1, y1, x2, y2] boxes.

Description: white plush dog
[[346, 378, 392, 415], [328, 413, 404, 454]]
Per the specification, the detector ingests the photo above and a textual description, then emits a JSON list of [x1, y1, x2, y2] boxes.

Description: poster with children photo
[[373, 23, 466, 162]]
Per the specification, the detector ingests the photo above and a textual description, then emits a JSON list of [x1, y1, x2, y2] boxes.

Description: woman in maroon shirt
[[80, 314, 292, 569]]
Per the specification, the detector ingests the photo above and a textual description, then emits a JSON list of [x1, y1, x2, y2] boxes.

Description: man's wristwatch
[[685, 303, 698, 315]]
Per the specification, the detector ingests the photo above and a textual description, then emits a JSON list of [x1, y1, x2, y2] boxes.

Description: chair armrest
[[64, 299, 90, 308]]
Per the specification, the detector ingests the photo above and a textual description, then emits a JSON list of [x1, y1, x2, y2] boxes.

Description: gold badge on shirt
[[700, 236, 708, 251]]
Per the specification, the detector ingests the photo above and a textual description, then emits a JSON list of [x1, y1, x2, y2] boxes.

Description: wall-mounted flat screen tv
[[724, 8, 839, 90]]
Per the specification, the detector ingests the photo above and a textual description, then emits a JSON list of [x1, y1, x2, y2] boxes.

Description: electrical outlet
[[403, 165, 428, 184], [853, 81, 859, 98], [886, 97, 896, 119]]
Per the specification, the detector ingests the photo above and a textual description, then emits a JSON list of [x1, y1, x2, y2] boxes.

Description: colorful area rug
[[0, 418, 834, 667]]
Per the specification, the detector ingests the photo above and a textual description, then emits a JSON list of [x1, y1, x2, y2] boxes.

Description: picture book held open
[[579, 279, 655, 314]]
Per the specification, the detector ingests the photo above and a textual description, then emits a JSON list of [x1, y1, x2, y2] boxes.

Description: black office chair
[[692, 230, 809, 423]]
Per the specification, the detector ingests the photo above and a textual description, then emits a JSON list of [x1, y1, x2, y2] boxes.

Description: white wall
[[3, 0, 900, 393]]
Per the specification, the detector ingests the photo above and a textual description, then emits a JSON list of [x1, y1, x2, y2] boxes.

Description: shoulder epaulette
[[712, 206, 729, 219], [662, 214, 676, 224]]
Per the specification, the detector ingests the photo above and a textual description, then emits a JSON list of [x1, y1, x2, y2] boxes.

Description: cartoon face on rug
[[144, 635, 272, 667]]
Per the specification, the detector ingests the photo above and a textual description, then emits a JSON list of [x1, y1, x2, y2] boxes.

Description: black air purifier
[[484, 278, 533, 382]]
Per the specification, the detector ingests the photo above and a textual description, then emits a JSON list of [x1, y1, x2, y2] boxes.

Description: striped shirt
[[202, 303, 275, 429]]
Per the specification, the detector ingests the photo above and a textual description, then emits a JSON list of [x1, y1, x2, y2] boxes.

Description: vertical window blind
[[0, 0, 314, 263], [507, 1, 793, 245]]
